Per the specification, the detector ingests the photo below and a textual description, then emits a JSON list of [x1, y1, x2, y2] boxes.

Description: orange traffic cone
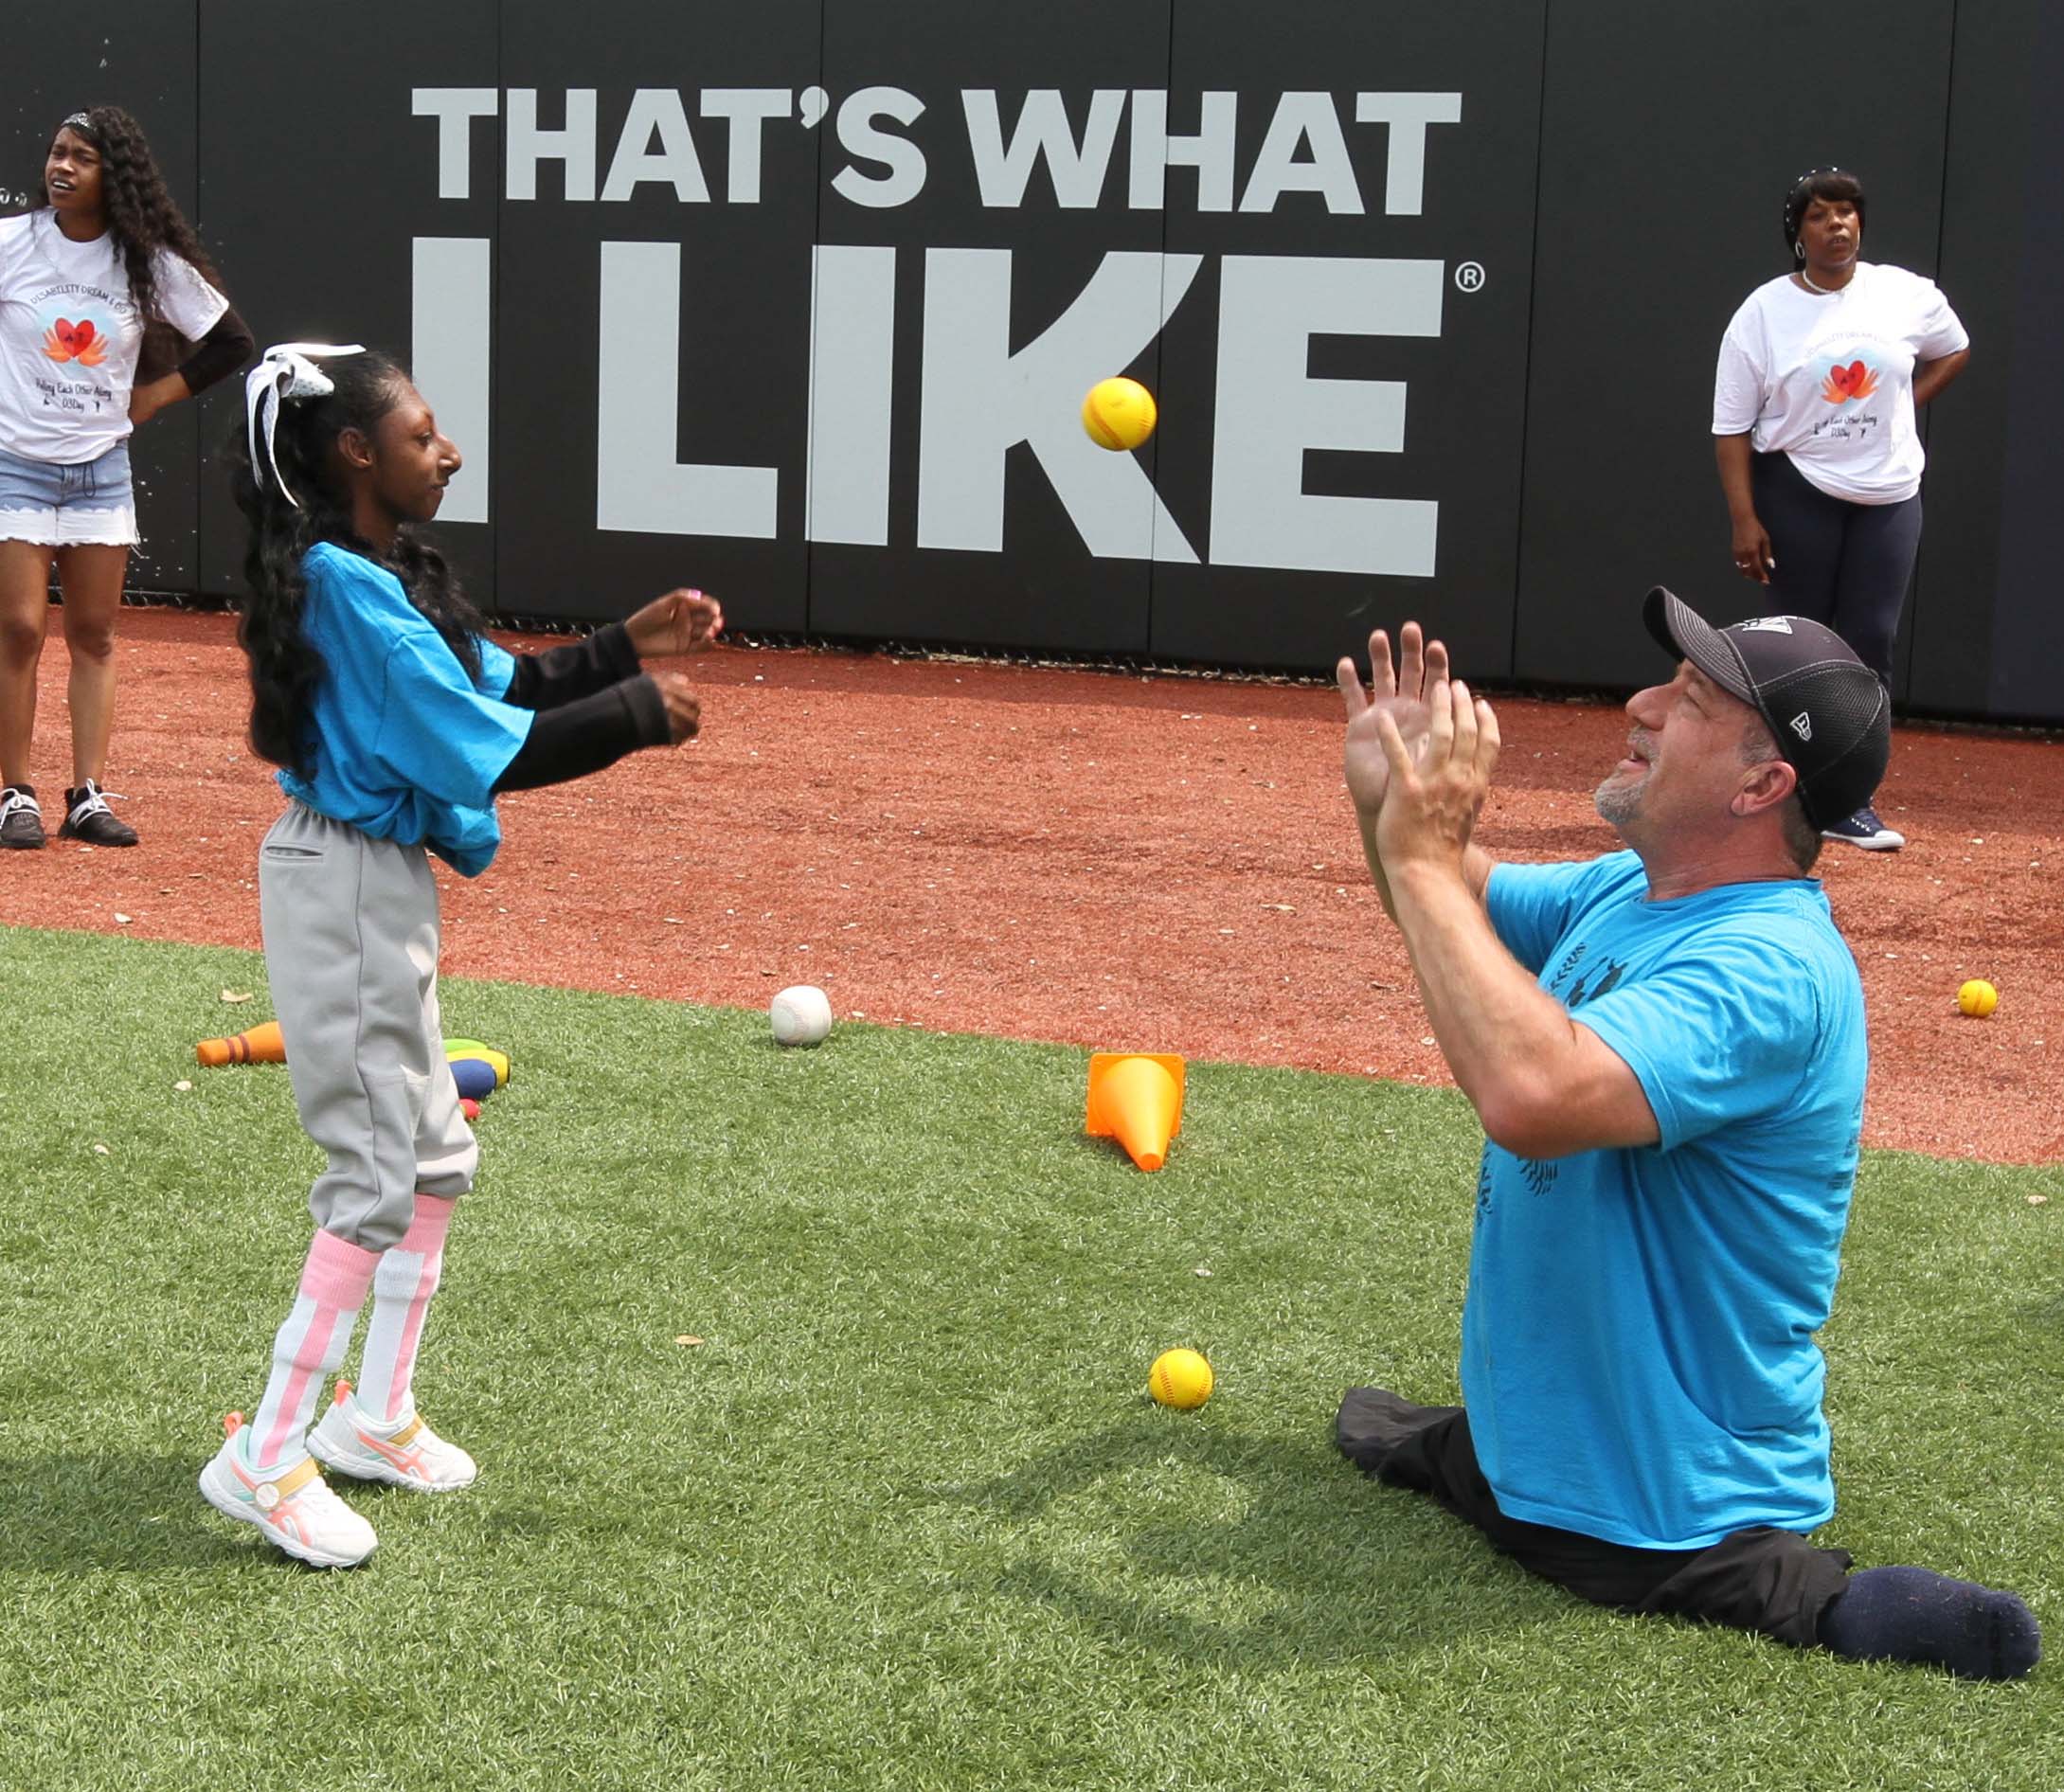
[[197, 1020, 286, 1067], [1086, 1052, 1185, 1171]]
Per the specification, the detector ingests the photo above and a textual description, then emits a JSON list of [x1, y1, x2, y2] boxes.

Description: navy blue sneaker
[[1821, 805, 1904, 851]]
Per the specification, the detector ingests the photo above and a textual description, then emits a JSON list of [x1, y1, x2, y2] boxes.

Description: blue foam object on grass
[[450, 1057, 498, 1102]]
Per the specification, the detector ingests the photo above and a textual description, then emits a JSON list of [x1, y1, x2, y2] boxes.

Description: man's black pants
[[1337, 1388, 1853, 1649]]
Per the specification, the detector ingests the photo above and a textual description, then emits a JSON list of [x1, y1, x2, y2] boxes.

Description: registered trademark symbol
[[1455, 261, 1486, 293]]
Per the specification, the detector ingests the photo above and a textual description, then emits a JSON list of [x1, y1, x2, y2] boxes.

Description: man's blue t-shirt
[[278, 542, 531, 876], [1466, 849, 1867, 1550]]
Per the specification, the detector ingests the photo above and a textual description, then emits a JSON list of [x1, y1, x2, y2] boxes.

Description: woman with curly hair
[[0, 105, 254, 848]]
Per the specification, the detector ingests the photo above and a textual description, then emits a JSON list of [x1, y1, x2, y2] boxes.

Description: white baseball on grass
[[770, 984, 834, 1048]]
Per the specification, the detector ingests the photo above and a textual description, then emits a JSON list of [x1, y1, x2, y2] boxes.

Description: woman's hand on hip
[[127, 372, 188, 428]]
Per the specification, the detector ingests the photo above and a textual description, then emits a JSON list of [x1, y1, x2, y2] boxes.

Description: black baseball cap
[[1642, 586, 1890, 831]]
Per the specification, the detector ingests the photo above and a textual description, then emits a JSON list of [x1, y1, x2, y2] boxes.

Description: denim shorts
[[0, 440, 139, 547]]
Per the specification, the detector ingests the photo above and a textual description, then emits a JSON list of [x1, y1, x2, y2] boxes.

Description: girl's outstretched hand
[[627, 588, 725, 657], [648, 671, 703, 744]]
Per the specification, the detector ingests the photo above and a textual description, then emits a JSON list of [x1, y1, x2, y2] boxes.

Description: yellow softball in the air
[[1148, 1348, 1213, 1410], [1957, 978, 1999, 1018], [1082, 377, 1158, 452]]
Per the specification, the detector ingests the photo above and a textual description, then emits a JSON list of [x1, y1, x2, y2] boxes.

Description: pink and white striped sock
[[247, 1228, 380, 1470], [354, 1195, 457, 1424]]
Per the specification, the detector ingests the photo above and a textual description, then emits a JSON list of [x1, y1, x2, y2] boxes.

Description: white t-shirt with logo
[[0, 208, 229, 465], [1712, 262, 1969, 505]]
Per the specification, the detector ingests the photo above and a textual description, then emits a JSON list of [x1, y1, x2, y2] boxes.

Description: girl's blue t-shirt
[[1466, 850, 1868, 1550], [278, 542, 531, 876]]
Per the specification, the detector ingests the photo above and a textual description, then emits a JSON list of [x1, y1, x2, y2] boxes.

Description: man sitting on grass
[[1333, 588, 2039, 1681]]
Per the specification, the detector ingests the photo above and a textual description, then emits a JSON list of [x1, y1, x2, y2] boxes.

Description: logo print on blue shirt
[[1517, 950, 1629, 1193], [1568, 961, 1625, 1009], [1548, 941, 1588, 990], [1548, 941, 1625, 1011]]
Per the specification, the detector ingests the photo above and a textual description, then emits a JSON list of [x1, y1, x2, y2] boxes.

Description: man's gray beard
[[1594, 775, 1642, 831]]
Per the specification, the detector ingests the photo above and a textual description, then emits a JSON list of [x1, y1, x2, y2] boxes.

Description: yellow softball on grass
[[1957, 978, 1999, 1018], [1148, 1348, 1213, 1410], [1082, 377, 1158, 451]]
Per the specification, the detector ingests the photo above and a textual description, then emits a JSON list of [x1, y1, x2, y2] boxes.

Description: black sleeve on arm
[[500, 621, 642, 711], [492, 672, 671, 793], [174, 305, 256, 396]]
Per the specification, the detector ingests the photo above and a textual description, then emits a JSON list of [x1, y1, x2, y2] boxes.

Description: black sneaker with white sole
[[1821, 805, 1905, 851], [59, 781, 138, 847], [0, 784, 45, 850]]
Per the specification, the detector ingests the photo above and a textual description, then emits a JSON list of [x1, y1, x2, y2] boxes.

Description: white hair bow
[[244, 342, 366, 510]]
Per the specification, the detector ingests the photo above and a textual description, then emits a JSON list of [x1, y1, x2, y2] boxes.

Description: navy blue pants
[[1751, 450, 1922, 686], [1337, 1387, 1853, 1649]]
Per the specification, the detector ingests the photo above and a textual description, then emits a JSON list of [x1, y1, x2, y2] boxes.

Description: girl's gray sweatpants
[[259, 801, 477, 1251]]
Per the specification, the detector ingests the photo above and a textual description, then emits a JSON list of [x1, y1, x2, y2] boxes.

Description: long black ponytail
[[224, 350, 490, 780]]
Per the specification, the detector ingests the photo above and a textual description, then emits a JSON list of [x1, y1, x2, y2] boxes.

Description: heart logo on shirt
[[43, 316, 108, 367], [1819, 358, 1878, 404]]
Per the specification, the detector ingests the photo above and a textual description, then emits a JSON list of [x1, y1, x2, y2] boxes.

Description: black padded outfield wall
[[1514, 0, 1957, 703], [6, 2, 2059, 721], [191, 1, 502, 613], [1145, 0, 1543, 678], [1916, 0, 2059, 720], [805, 0, 1175, 656]]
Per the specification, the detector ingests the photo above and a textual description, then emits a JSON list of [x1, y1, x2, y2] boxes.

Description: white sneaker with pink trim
[[197, 1415, 378, 1568], [308, 1381, 477, 1492]]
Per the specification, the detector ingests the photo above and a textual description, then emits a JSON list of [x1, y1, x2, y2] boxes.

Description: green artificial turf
[[0, 923, 2057, 1791]]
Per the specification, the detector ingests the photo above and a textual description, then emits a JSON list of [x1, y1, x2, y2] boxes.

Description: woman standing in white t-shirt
[[1712, 167, 1969, 851], [0, 106, 253, 849]]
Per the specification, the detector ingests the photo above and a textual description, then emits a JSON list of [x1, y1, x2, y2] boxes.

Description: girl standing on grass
[[202, 342, 722, 1567], [0, 106, 254, 849]]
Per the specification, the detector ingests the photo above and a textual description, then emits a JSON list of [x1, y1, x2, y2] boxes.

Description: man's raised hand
[[1337, 620, 1449, 822], [1372, 676, 1502, 876]]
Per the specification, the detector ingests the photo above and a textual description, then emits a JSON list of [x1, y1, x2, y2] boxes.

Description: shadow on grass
[[0, 1455, 261, 1570], [936, 1409, 1557, 1667]]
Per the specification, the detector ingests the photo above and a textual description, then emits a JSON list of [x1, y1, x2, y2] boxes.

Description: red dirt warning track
[[3, 608, 2058, 1164]]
